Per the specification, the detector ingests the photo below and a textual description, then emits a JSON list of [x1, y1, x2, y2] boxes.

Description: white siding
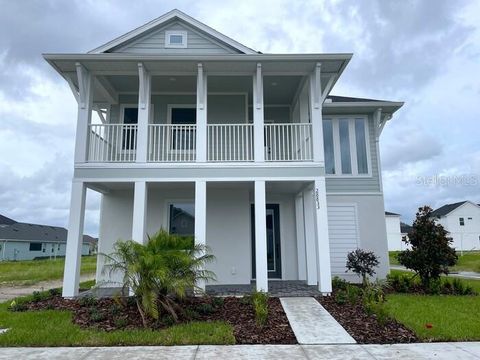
[[327, 204, 359, 275], [385, 215, 403, 251], [438, 203, 480, 250]]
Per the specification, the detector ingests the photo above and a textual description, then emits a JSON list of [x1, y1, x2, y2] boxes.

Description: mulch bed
[[317, 292, 418, 344], [17, 295, 296, 344]]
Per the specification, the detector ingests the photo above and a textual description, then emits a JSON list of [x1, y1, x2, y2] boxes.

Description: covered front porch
[[63, 179, 332, 297]]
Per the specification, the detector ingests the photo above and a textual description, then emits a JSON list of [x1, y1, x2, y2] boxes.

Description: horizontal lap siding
[[328, 204, 359, 274], [113, 21, 238, 54], [326, 115, 381, 193]]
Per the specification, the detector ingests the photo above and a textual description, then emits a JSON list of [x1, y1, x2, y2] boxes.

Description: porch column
[[253, 63, 265, 162], [314, 177, 332, 294], [74, 63, 93, 164], [136, 63, 151, 163], [295, 193, 307, 281], [62, 181, 87, 298], [309, 63, 325, 163], [254, 180, 268, 292], [303, 187, 318, 285], [196, 63, 207, 162], [195, 180, 207, 291], [132, 181, 148, 244]]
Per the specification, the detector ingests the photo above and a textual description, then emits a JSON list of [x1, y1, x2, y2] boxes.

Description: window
[[323, 116, 370, 175], [459, 217, 465, 226], [339, 119, 352, 174], [29, 242, 42, 251], [355, 119, 369, 174], [165, 31, 187, 48], [169, 203, 195, 236], [323, 119, 335, 174]]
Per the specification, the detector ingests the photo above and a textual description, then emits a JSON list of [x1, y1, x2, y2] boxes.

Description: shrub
[[451, 278, 476, 295], [332, 276, 348, 290], [211, 297, 224, 308], [78, 295, 97, 307], [397, 206, 457, 289], [346, 249, 380, 285], [370, 303, 390, 326], [334, 290, 347, 305], [251, 291, 269, 327], [8, 300, 27, 312], [362, 281, 385, 309], [426, 278, 442, 295], [102, 229, 216, 327], [345, 284, 362, 304], [184, 308, 200, 320], [195, 303, 214, 315], [48, 288, 61, 297], [387, 272, 416, 293], [114, 317, 128, 328], [89, 308, 106, 322]]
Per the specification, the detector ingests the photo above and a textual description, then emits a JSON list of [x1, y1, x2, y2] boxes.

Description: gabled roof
[[0, 222, 93, 244], [385, 211, 400, 216], [431, 201, 480, 217], [0, 214, 16, 226], [89, 9, 257, 55], [400, 222, 413, 234]]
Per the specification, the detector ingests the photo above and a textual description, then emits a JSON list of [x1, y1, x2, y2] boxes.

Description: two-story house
[[432, 201, 480, 251], [44, 10, 403, 298]]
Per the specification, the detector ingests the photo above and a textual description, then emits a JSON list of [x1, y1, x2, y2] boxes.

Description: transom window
[[165, 31, 187, 48], [323, 116, 370, 175]]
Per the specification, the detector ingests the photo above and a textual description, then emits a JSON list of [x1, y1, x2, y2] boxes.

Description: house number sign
[[315, 188, 320, 209]]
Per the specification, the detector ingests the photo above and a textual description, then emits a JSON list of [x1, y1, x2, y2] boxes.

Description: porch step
[[280, 297, 356, 345]]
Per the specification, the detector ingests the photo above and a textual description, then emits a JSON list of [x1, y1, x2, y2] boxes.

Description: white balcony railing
[[207, 124, 254, 162], [264, 123, 313, 161], [88, 124, 137, 162], [148, 124, 197, 162]]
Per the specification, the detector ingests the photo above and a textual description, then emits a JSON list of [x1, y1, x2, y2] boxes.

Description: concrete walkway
[[280, 297, 356, 344], [0, 343, 479, 359], [0, 275, 94, 303], [391, 265, 480, 280]]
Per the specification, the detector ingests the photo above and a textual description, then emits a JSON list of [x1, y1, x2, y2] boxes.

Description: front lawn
[[389, 251, 480, 273], [0, 256, 97, 286], [384, 294, 480, 341]]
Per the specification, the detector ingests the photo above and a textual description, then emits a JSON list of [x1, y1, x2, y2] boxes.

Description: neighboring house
[[44, 9, 403, 297], [431, 201, 480, 251], [385, 211, 403, 251], [0, 215, 95, 261]]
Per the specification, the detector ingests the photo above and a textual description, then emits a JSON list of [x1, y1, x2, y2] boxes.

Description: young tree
[[103, 229, 215, 327], [346, 249, 380, 285], [397, 206, 457, 289]]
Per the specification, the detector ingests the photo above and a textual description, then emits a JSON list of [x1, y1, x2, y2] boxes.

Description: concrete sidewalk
[[390, 265, 480, 280], [280, 297, 355, 344], [0, 343, 479, 359]]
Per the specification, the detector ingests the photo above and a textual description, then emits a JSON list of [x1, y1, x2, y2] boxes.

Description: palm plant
[[102, 229, 215, 327]]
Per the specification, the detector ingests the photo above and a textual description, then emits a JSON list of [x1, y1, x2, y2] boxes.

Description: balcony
[[87, 123, 312, 163]]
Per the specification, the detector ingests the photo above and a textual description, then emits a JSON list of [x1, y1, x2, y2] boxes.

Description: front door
[[251, 204, 282, 279]]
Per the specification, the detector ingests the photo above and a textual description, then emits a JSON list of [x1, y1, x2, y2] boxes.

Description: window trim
[[165, 30, 188, 48], [324, 115, 372, 177]]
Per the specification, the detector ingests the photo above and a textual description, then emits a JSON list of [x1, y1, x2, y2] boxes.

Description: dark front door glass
[[251, 204, 282, 279]]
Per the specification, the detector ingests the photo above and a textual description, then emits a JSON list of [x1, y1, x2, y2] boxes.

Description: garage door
[[327, 204, 359, 274]]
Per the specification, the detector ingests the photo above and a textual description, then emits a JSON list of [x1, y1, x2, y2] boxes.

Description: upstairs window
[[323, 116, 371, 175], [165, 31, 187, 48], [459, 217, 465, 226]]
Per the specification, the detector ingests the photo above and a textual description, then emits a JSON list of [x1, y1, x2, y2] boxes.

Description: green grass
[[389, 251, 480, 272], [0, 286, 235, 346], [0, 256, 97, 286], [384, 294, 480, 341]]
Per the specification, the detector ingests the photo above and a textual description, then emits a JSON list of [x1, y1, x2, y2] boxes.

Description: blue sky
[[0, 0, 479, 235]]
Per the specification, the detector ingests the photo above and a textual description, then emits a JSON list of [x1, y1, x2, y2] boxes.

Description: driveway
[[0, 275, 94, 303], [0, 343, 479, 359]]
